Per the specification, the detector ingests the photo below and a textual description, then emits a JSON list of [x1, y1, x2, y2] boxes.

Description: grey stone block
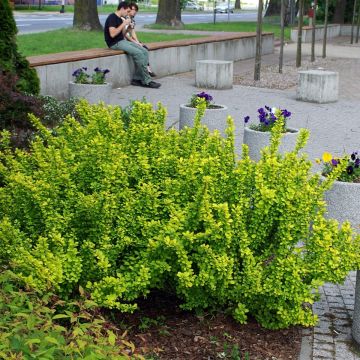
[[297, 70, 339, 103], [195, 60, 233, 89]]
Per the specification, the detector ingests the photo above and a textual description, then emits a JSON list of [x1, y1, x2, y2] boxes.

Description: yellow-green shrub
[[0, 100, 359, 329]]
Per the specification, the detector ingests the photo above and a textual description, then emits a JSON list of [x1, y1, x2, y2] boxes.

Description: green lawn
[[147, 21, 292, 41], [17, 28, 204, 57]]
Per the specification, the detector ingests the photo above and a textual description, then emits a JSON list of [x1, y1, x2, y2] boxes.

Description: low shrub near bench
[[0, 100, 359, 330]]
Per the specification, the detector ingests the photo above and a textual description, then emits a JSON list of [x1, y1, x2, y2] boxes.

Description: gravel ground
[[233, 58, 357, 90]]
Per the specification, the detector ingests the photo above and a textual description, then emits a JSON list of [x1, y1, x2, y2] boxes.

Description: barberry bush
[[0, 100, 359, 329]]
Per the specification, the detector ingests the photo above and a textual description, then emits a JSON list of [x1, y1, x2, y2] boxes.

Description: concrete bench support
[[195, 60, 233, 89], [296, 70, 339, 103]]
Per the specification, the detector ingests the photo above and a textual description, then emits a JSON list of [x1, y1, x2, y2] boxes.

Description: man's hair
[[129, 2, 138, 11], [117, 1, 129, 10]]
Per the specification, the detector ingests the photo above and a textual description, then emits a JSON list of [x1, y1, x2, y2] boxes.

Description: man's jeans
[[111, 40, 151, 85]]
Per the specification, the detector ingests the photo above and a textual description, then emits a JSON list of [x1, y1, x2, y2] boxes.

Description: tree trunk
[[279, 0, 285, 73], [264, 0, 281, 17], [311, 0, 317, 62], [254, 0, 263, 80], [356, 1, 360, 43], [156, 0, 184, 27], [235, 0, 241, 9], [351, 0, 358, 44], [296, 0, 304, 67], [333, 0, 347, 24], [288, 0, 296, 25], [322, 0, 329, 58], [73, 0, 102, 31]]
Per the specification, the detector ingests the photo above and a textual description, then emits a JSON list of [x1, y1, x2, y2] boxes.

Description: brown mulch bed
[[106, 291, 303, 359]]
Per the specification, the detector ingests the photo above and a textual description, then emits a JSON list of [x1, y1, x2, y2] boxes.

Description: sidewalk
[[109, 37, 360, 359]]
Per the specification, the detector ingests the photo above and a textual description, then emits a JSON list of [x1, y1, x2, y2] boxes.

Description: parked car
[[184, 1, 204, 11], [215, 2, 234, 13]]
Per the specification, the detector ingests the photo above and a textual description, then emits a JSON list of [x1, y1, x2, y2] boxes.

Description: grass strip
[[147, 21, 292, 40], [17, 28, 204, 57]]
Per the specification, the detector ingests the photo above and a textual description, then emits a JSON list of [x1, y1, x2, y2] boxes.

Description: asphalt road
[[15, 11, 257, 34]]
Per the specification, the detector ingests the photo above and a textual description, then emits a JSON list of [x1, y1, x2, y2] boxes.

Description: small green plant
[[72, 67, 110, 84], [0, 271, 140, 359], [138, 316, 166, 331], [317, 151, 360, 182], [39, 95, 80, 128], [221, 343, 249, 360]]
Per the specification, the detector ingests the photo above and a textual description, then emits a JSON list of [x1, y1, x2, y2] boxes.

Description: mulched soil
[[106, 291, 302, 360]]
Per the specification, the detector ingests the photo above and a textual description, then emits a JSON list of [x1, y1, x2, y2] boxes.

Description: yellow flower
[[315, 158, 321, 164], [322, 152, 332, 163]]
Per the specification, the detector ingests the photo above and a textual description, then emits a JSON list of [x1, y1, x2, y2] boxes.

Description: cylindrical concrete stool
[[296, 70, 339, 103], [195, 60, 233, 90]]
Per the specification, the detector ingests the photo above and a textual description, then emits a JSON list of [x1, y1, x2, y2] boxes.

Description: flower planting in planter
[[69, 67, 112, 104], [179, 91, 228, 135], [318, 151, 360, 227], [243, 106, 299, 161], [0, 100, 360, 332], [317, 151, 360, 344]]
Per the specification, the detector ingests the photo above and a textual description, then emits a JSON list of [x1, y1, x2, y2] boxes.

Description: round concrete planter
[[322, 180, 360, 344], [243, 127, 299, 162], [323, 179, 360, 228], [179, 104, 228, 136], [69, 82, 112, 104]]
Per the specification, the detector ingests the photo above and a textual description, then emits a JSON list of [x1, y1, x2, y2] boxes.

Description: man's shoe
[[141, 81, 161, 89], [131, 79, 142, 86], [148, 71, 157, 77]]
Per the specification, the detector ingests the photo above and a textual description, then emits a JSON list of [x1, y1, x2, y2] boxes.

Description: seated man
[[125, 2, 156, 77], [104, 1, 161, 88]]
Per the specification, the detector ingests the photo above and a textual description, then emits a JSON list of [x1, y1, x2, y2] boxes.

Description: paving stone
[[335, 341, 357, 360], [313, 341, 334, 351], [313, 348, 335, 358], [314, 333, 335, 343], [327, 296, 344, 302], [328, 302, 346, 309], [331, 311, 350, 318]]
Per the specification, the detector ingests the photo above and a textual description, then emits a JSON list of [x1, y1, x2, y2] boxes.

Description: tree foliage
[[0, 0, 39, 94]]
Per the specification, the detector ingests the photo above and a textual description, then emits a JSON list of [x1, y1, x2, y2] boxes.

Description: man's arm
[[109, 17, 131, 38], [131, 28, 141, 44]]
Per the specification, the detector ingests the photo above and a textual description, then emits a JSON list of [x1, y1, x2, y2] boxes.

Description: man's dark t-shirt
[[104, 13, 125, 48]]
